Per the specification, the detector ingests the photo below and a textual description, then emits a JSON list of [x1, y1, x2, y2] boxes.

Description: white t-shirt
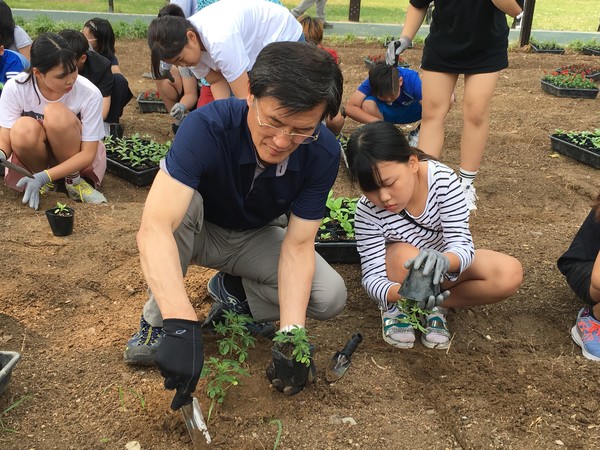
[[188, 0, 302, 82], [0, 72, 105, 142], [10, 26, 33, 52]]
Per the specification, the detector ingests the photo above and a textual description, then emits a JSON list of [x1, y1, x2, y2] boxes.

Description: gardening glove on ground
[[16, 170, 50, 211], [154, 319, 204, 411], [170, 102, 187, 121], [405, 249, 450, 286], [385, 36, 412, 65], [266, 342, 316, 396]]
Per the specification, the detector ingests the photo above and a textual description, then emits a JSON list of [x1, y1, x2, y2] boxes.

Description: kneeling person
[[124, 42, 347, 408]]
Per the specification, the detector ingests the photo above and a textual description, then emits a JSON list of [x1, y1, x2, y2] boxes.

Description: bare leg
[[441, 249, 522, 308], [43, 103, 83, 163], [10, 117, 50, 172], [417, 70, 457, 158], [460, 71, 500, 172], [155, 67, 183, 112]]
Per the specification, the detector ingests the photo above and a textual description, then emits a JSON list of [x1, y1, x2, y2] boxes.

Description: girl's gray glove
[[404, 249, 450, 286], [170, 102, 187, 121], [16, 170, 50, 210], [385, 36, 412, 65]]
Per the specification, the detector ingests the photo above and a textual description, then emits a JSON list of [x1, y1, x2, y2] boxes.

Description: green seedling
[[270, 418, 283, 450], [201, 357, 249, 423], [53, 202, 72, 216], [397, 298, 433, 333], [213, 310, 256, 363], [272, 326, 313, 367], [201, 311, 255, 423], [102, 384, 145, 411], [0, 394, 30, 432]]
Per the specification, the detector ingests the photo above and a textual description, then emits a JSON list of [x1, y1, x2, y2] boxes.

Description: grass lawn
[[6, 0, 600, 31]]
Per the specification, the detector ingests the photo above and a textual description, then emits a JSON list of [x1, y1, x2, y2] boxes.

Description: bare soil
[[1, 39, 599, 450]]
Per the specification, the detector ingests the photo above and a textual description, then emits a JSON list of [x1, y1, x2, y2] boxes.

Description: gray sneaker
[[66, 179, 107, 204], [407, 124, 420, 147]]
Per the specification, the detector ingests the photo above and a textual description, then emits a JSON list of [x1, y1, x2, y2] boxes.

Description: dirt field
[[0, 39, 599, 450]]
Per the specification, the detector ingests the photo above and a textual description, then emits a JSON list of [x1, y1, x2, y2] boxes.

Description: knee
[[11, 118, 42, 148], [43, 103, 77, 131], [311, 274, 347, 320], [496, 257, 523, 298], [463, 104, 490, 127]]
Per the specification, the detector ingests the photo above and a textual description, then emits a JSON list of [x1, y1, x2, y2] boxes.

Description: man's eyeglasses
[[254, 99, 319, 145]]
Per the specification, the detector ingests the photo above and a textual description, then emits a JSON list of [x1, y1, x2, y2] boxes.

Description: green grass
[[6, 0, 600, 31]]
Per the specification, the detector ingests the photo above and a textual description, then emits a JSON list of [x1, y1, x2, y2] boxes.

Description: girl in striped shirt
[[346, 121, 522, 349]]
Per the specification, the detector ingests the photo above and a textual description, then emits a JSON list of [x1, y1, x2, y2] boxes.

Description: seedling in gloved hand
[[397, 298, 432, 333], [272, 326, 313, 366]]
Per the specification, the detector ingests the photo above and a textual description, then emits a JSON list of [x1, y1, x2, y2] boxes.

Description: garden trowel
[[181, 396, 211, 448], [325, 332, 363, 383], [0, 159, 33, 178]]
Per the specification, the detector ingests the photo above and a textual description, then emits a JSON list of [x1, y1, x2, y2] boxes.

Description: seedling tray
[[315, 240, 360, 264], [549, 134, 600, 169], [0, 351, 21, 395], [582, 47, 600, 56], [106, 153, 159, 186], [540, 80, 599, 99], [136, 93, 167, 114], [531, 44, 565, 54]]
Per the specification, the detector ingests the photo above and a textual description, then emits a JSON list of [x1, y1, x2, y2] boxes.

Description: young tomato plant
[[213, 310, 256, 363], [396, 298, 432, 333], [272, 326, 313, 366]]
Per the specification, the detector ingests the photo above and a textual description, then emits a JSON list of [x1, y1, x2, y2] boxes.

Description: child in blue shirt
[[0, 46, 25, 95]]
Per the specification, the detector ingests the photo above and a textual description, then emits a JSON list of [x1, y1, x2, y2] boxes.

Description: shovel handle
[[341, 332, 363, 358]]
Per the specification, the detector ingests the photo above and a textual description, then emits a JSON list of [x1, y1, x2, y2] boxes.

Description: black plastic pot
[[0, 351, 21, 395], [45, 207, 75, 237], [531, 43, 565, 54], [315, 240, 360, 264], [549, 134, 600, 169], [106, 153, 159, 186], [540, 80, 599, 99], [582, 47, 600, 56]]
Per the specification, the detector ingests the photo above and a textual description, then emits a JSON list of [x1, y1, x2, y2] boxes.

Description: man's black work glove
[[266, 342, 316, 396], [154, 319, 204, 410]]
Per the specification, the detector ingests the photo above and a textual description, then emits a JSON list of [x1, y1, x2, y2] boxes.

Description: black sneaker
[[323, 21, 333, 29], [123, 316, 165, 366], [203, 272, 276, 338]]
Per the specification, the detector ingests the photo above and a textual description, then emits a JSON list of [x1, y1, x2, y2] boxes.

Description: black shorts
[[560, 261, 594, 305]]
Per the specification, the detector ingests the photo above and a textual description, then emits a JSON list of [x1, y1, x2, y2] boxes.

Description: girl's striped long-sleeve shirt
[[355, 160, 474, 310]]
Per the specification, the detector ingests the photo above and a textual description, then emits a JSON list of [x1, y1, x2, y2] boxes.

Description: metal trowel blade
[[181, 397, 211, 447], [325, 352, 350, 383]]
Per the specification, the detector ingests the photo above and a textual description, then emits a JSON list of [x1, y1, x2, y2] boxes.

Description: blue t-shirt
[[163, 98, 340, 230], [0, 50, 26, 94], [357, 66, 422, 106]]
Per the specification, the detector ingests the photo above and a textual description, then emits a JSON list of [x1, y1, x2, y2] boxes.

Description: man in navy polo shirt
[[124, 41, 347, 407]]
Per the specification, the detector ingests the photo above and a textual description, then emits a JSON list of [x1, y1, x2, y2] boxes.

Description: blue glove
[[385, 36, 411, 65], [404, 249, 450, 286], [154, 319, 204, 411], [16, 170, 50, 211], [170, 102, 187, 121]]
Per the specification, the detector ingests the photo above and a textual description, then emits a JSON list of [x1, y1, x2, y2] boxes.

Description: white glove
[[385, 36, 412, 65], [16, 170, 51, 210], [170, 102, 187, 121]]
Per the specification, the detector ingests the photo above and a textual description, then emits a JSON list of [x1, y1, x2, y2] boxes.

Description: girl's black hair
[[17, 32, 78, 104], [346, 121, 430, 192], [0, 1, 16, 49], [158, 4, 186, 18], [147, 16, 199, 79], [83, 18, 116, 62]]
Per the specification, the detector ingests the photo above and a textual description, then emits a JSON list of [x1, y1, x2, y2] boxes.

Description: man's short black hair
[[249, 41, 343, 121]]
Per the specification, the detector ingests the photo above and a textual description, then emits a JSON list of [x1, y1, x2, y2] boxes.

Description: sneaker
[[381, 306, 416, 348], [39, 181, 56, 195], [66, 179, 107, 204], [462, 185, 478, 212], [421, 307, 451, 349], [203, 272, 275, 338], [123, 316, 165, 366], [407, 124, 420, 147], [571, 307, 600, 361], [323, 21, 334, 29]]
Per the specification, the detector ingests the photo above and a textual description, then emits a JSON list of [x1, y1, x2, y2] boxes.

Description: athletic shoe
[[381, 306, 415, 348], [203, 272, 275, 338], [421, 307, 451, 349], [407, 124, 420, 147], [323, 22, 334, 29], [123, 316, 165, 366], [66, 179, 107, 204], [571, 307, 600, 361], [462, 185, 478, 212]]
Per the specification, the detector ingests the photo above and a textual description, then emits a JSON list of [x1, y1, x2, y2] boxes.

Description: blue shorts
[[365, 96, 422, 125]]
